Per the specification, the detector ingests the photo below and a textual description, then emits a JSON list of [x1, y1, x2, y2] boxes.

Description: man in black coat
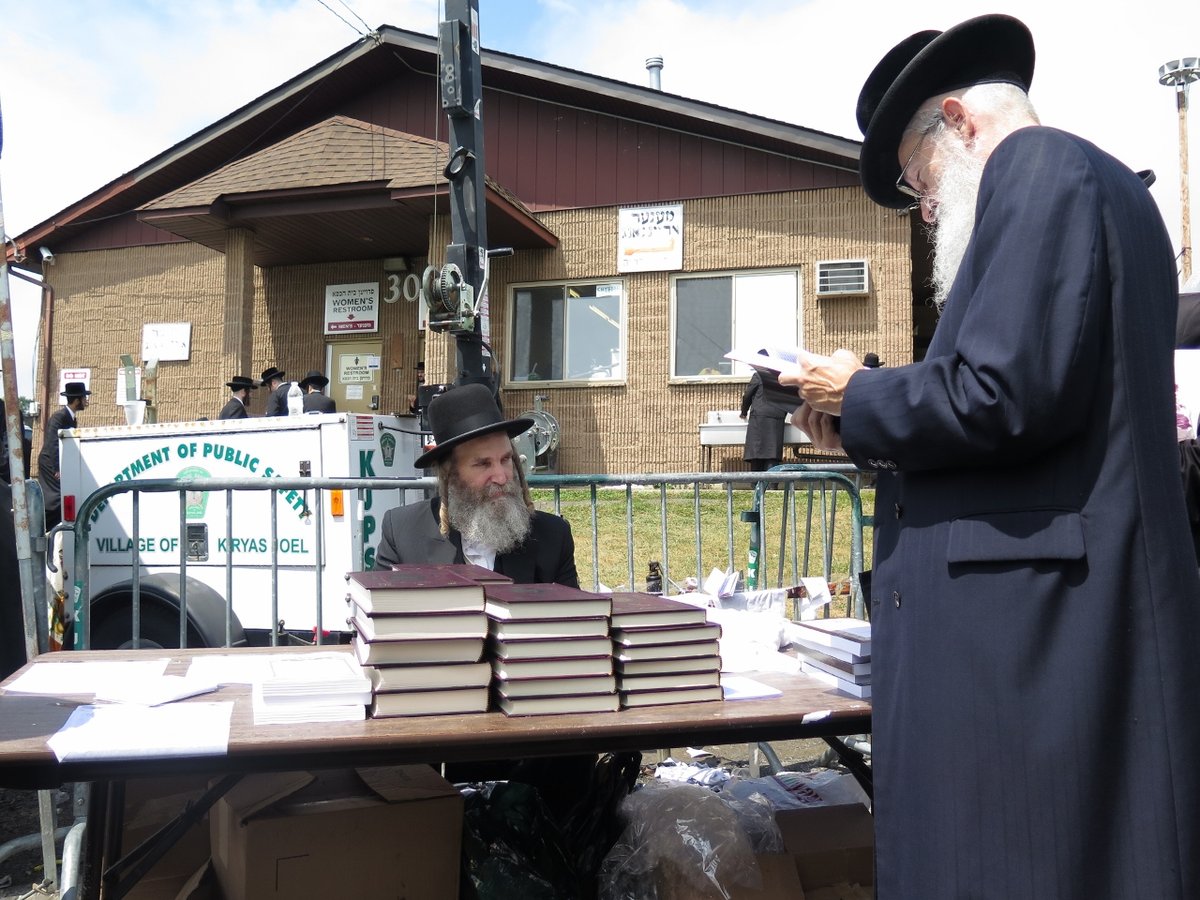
[[37, 381, 89, 530], [788, 15, 1200, 899], [259, 366, 289, 416], [739, 371, 788, 471], [299, 370, 337, 414], [374, 383, 577, 587], [218, 376, 256, 420]]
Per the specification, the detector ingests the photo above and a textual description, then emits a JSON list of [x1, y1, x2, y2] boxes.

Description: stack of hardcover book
[[484, 582, 618, 715], [610, 592, 724, 708], [251, 651, 373, 724], [790, 617, 871, 699], [346, 565, 498, 717]]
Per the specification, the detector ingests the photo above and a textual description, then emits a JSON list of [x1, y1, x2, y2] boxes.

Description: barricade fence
[[65, 467, 873, 650]]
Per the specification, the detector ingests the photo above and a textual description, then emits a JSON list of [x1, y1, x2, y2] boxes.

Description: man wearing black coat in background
[[38, 381, 89, 531], [218, 376, 256, 420]]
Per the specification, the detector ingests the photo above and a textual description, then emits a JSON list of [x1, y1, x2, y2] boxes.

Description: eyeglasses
[[895, 115, 943, 201]]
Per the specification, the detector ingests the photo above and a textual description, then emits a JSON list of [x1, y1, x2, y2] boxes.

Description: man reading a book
[[374, 383, 579, 587], [781, 14, 1200, 899]]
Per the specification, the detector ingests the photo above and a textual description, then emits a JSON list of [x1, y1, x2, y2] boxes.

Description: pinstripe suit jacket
[[840, 127, 1200, 898]]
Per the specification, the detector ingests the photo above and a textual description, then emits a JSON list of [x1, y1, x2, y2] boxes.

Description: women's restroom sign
[[325, 283, 379, 334]]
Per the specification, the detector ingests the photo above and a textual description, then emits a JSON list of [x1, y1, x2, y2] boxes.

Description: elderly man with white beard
[[783, 14, 1200, 900], [374, 382, 578, 586]]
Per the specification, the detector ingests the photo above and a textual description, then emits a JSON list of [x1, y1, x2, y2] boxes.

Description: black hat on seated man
[[259, 366, 285, 384], [225, 376, 257, 392], [856, 14, 1035, 209], [414, 383, 533, 468], [299, 370, 329, 390], [61, 382, 91, 399]]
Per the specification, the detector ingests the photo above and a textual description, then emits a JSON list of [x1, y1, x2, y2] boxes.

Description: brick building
[[10, 25, 919, 474]]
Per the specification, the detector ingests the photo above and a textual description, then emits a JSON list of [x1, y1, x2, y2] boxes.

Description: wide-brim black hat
[[299, 370, 329, 390], [259, 366, 285, 384], [61, 381, 91, 399], [415, 383, 533, 468], [226, 376, 257, 391], [857, 14, 1035, 209]]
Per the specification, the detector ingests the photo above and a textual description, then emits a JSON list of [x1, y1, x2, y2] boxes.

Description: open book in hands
[[724, 345, 806, 406]]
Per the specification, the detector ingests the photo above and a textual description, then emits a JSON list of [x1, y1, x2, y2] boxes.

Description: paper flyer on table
[[46, 702, 234, 761], [2, 658, 171, 697]]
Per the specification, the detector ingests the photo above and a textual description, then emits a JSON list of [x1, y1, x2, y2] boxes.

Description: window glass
[[672, 270, 800, 378], [510, 282, 624, 383]]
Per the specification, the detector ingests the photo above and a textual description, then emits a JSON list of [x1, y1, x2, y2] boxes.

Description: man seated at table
[[374, 382, 578, 587]]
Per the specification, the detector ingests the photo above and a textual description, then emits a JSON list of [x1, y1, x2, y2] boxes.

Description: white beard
[[446, 474, 532, 555], [927, 136, 987, 310]]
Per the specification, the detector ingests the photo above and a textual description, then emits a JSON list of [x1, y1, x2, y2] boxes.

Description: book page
[[724, 345, 806, 375]]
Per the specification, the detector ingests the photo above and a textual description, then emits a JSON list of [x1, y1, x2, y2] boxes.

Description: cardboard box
[[775, 803, 874, 890], [210, 765, 462, 900], [120, 775, 214, 900]]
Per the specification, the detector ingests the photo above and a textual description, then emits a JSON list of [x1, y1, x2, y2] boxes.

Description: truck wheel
[[89, 603, 204, 650]]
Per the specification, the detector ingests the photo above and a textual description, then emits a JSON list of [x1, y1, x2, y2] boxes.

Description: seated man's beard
[[446, 472, 532, 555], [927, 135, 987, 310]]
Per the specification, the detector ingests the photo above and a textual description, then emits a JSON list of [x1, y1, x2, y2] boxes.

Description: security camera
[[38, 246, 55, 265]]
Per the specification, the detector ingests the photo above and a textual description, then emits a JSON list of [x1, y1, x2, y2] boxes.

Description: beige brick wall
[[36, 186, 910, 475]]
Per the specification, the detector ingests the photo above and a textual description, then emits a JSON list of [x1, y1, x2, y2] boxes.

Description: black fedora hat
[[857, 14, 1035, 209], [299, 370, 329, 390], [226, 376, 257, 391], [259, 366, 285, 384], [415, 383, 533, 468], [61, 381, 91, 399]]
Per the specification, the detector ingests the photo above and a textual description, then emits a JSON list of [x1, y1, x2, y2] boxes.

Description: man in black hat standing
[[374, 383, 577, 586], [298, 370, 336, 414], [259, 366, 288, 416], [38, 381, 90, 530], [218, 376, 256, 420], [784, 14, 1200, 898]]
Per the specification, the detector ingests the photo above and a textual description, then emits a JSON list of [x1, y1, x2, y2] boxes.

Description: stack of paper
[[252, 652, 372, 724]]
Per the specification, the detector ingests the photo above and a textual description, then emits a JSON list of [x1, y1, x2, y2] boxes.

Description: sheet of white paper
[[3, 659, 170, 697], [46, 702, 234, 761], [724, 345, 805, 375], [721, 675, 784, 701], [798, 577, 833, 618], [184, 654, 288, 685], [94, 675, 219, 706]]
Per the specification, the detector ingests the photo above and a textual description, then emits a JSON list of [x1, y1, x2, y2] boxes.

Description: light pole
[[1159, 57, 1200, 282]]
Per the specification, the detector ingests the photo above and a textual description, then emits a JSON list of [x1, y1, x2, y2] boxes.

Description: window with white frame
[[508, 280, 625, 384], [671, 269, 801, 377]]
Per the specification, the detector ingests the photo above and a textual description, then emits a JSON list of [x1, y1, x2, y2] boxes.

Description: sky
[[1, 0, 1198, 396]]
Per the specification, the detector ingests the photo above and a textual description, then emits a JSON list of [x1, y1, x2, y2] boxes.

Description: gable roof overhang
[[135, 115, 556, 266], [8, 25, 860, 270]]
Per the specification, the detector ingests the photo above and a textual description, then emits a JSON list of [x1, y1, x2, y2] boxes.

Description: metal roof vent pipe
[[646, 56, 663, 91]]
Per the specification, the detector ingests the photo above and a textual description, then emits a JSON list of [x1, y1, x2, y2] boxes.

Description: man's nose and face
[[452, 431, 516, 498], [896, 118, 945, 223]]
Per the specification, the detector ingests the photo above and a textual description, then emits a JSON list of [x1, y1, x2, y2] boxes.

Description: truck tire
[[86, 574, 246, 650]]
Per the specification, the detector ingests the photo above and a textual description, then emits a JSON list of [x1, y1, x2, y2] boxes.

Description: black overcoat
[[36, 406, 74, 516], [740, 373, 790, 462], [218, 397, 248, 420], [840, 127, 1200, 898]]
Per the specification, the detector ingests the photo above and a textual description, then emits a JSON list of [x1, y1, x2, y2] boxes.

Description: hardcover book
[[614, 655, 723, 676], [350, 607, 488, 642], [488, 635, 613, 660], [494, 673, 617, 698], [353, 635, 485, 667], [491, 655, 614, 680], [391, 562, 513, 585], [365, 661, 492, 693], [800, 661, 872, 699], [794, 648, 871, 683], [613, 639, 721, 663], [346, 567, 485, 615], [496, 692, 619, 716], [610, 592, 708, 629], [618, 684, 724, 708], [488, 617, 610, 641], [484, 582, 612, 620], [791, 617, 871, 656], [369, 685, 490, 718], [790, 637, 870, 665], [615, 669, 721, 692], [610, 622, 722, 647]]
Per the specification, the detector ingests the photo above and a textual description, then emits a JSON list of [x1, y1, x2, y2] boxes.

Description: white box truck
[[57, 413, 424, 648]]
